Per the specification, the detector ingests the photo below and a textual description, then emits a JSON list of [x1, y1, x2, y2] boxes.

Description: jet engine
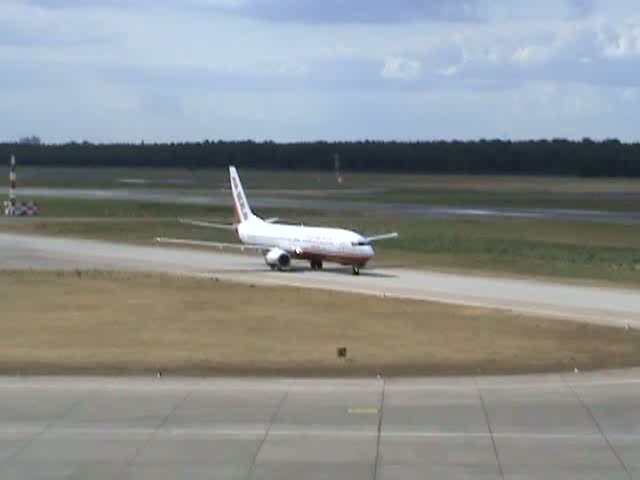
[[265, 248, 291, 270]]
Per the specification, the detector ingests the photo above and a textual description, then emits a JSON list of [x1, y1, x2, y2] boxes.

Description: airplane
[[157, 166, 398, 275]]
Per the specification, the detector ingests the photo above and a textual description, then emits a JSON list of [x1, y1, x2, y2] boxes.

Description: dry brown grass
[[1, 270, 639, 376]]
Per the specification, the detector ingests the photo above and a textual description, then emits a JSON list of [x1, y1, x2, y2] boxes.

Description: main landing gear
[[310, 259, 323, 270], [352, 266, 360, 276]]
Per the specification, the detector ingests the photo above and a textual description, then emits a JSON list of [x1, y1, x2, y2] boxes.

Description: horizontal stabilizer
[[365, 232, 399, 242], [178, 219, 236, 230], [156, 237, 271, 252]]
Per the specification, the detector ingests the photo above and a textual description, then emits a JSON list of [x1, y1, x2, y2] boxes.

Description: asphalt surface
[[0, 372, 639, 479], [1, 232, 639, 327], [4, 187, 640, 224], [2, 231, 640, 479]]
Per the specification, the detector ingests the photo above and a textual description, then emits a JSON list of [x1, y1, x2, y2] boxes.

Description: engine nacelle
[[265, 248, 291, 270]]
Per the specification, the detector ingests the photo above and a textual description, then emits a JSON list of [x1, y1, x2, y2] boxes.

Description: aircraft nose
[[366, 245, 374, 258]]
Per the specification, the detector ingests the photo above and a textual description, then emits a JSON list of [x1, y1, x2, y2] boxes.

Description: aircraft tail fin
[[229, 166, 256, 224]]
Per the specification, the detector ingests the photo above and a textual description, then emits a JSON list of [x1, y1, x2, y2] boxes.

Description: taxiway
[[0, 372, 638, 479], [1, 232, 639, 327]]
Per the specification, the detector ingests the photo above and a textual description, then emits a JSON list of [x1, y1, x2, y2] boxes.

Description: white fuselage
[[237, 218, 374, 266]]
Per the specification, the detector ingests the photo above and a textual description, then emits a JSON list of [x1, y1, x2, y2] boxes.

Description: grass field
[[1, 196, 639, 286], [2, 270, 639, 376], [333, 188, 640, 212], [15, 166, 640, 211]]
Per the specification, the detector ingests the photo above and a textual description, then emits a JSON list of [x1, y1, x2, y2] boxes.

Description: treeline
[[1, 139, 639, 177]]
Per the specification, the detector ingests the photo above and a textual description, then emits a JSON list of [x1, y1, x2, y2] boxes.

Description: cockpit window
[[351, 240, 370, 246]]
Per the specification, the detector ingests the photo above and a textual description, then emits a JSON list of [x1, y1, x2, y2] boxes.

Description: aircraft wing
[[179, 218, 279, 228], [365, 232, 399, 242], [178, 219, 236, 230], [156, 237, 272, 252]]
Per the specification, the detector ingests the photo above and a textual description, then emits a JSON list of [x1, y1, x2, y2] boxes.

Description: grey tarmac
[[0, 372, 639, 479], [1, 232, 640, 328], [3, 187, 640, 224]]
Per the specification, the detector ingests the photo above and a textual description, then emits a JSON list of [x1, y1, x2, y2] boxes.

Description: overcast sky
[[1, 0, 639, 143]]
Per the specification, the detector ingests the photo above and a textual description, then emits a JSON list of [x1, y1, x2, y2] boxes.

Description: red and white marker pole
[[9, 155, 16, 208], [334, 153, 343, 185], [5, 155, 37, 216]]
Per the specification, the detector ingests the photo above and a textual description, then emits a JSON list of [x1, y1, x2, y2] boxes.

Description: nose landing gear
[[352, 266, 360, 276]]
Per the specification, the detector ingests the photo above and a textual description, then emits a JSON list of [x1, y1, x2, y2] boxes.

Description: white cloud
[[622, 88, 640, 102], [380, 57, 422, 80], [512, 46, 544, 64], [437, 64, 462, 76], [599, 21, 640, 57]]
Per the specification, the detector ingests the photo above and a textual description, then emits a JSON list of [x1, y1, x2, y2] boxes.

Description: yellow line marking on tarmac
[[348, 407, 379, 415]]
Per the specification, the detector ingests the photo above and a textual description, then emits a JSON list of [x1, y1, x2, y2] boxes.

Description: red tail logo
[[231, 176, 248, 223]]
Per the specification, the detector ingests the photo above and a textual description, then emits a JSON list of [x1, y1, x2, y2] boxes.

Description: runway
[[0, 371, 638, 479], [4, 187, 640, 224], [2, 232, 639, 328]]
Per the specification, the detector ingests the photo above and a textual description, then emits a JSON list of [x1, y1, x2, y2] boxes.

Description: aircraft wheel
[[269, 265, 277, 271], [310, 259, 323, 270], [352, 266, 360, 276]]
